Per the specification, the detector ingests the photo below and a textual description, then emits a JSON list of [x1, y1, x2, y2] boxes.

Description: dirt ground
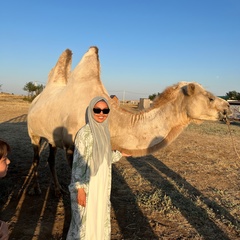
[[0, 93, 239, 240]]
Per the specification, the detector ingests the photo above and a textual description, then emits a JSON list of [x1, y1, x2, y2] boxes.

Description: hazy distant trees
[[0, 84, 2, 91], [23, 81, 44, 100], [148, 92, 160, 101], [226, 91, 240, 100], [149, 90, 240, 101]]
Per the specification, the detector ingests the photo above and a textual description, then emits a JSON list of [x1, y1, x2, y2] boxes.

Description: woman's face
[[93, 100, 110, 123], [0, 151, 10, 178]]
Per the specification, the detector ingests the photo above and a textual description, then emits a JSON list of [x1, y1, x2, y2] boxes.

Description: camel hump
[[47, 49, 72, 85], [86, 46, 98, 55], [70, 46, 100, 83]]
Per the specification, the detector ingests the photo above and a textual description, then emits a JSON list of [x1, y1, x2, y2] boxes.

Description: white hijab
[[87, 96, 112, 176]]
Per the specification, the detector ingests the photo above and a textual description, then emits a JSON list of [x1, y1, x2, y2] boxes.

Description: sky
[[0, 0, 240, 100]]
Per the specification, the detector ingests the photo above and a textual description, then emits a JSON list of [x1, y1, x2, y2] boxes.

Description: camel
[[27, 46, 230, 196]]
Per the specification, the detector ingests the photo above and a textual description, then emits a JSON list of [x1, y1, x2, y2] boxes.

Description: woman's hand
[[77, 188, 86, 207]]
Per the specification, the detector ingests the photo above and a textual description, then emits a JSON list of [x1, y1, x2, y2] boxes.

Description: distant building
[[138, 98, 151, 110]]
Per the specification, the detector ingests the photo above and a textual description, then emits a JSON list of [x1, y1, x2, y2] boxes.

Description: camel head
[[179, 82, 230, 122], [150, 82, 230, 124]]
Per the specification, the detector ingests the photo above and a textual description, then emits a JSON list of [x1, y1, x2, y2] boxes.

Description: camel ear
[[183, 83, 195, 96]]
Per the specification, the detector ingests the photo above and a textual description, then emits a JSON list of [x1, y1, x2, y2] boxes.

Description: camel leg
[[48, 143, 65, 197], [28, 139, 42, 195]]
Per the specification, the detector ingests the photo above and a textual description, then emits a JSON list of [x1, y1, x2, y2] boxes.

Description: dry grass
[[0, 94, 239, 239]]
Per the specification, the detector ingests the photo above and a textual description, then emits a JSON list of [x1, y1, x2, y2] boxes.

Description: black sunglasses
[[93, 108, 110, 114]]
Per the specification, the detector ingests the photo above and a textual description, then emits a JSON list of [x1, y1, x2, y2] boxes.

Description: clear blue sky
[[0, 0, 239, 100]]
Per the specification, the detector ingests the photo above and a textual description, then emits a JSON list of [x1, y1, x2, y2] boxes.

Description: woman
[[0, 139, 11, 240], [67, 96, 128, 240]]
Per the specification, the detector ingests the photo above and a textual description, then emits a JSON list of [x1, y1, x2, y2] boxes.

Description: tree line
[[148, 90, 240, 101]]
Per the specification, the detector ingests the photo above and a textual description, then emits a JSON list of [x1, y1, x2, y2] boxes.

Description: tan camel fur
[[27, 46, 230, 196]]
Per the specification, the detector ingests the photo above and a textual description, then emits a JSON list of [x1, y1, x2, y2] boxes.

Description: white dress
[[85, 158, 109, 239], [67, 124, 122, 240]]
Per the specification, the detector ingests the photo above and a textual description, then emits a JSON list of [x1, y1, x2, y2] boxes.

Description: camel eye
[[206, 93, 215, 102]]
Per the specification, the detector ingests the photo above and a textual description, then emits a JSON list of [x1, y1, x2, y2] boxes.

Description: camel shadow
[[119, 155, 239, 240], [111, 164, 159, 239], [0, 119, 71, 239]]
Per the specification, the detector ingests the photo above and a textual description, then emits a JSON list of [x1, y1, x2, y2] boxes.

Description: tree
[[23, 82, 37, 97], [0, 84, 2, 92], [148, 92, 161, 101], [23, 81, 44, 100], [35, 84, 44, 95], [226, 91, 240, 100]]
